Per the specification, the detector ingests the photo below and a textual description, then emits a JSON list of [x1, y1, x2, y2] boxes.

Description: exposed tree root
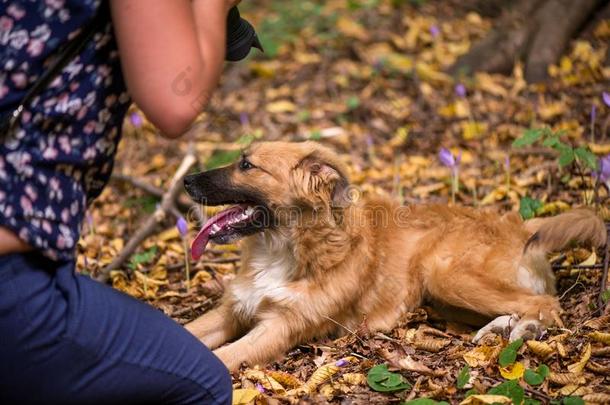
[[450, 0, 607, 82]]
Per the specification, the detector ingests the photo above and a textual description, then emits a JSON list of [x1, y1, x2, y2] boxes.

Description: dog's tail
[[524, 208, 607, 254], [519, 209, 607, 295]]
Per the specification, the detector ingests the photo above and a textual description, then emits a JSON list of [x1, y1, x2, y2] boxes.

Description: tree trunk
[[450, 0, 608, 83]]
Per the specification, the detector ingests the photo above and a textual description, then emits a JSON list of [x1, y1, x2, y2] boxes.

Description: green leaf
[[513, 128, 543, 147], [457, 365, 470, 389], [562, 397, 585, 405], [524, 364, 549, 386], [128, 246, 158, 270], [558, 148, 575, 168], [403, 399, 449, 405], [519, 197, 542, 220], [574, 147, 598, 170], [205, 149, 241, 170], [488, 380, 525, 405], [538, 364, 550, 377], [524, 398, 542, 405], [524, 369, 544, 385], [499, 338, 523, 367], [464, 388, 478, 398], [346, 96, 361, 110], [542, 135, 562, 148], [308, 130, 322, 141], [367, 364, 411, 393], [601, 288, 610, 303]]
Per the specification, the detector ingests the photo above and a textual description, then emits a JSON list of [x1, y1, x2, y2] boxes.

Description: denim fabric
[[0, 252, 231, 404]]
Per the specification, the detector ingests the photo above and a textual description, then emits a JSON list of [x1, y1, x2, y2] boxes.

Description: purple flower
[[603, 92, 610, 108], [439, 148, 454, 167], [129, 111, 143, 128], [239, 112, 250, 127], [591, 104, 597, 122], [335, 359, 349, 367], [176, 216, 188, 237], [504, 155, 510, 172], [255, 383, 266, 393], [454, 83, 466, 98], [429, 25, 440, 38], [598, 154, 610, 183]]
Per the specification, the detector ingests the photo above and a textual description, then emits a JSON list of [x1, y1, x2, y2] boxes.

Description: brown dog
[[183, 141, 606, 371]]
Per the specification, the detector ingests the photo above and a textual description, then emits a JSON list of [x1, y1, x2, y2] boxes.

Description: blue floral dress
[[0, 0, 130, 260]]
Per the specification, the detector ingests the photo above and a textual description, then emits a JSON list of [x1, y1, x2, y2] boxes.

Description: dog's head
[[184, 141, 350, 259]]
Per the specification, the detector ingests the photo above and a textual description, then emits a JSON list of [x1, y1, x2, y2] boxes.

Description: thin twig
[[170, 298, 214, 318], [96, 146, 197, 283]]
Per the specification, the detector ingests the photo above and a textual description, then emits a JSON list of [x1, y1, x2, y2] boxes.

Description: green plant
[[499, 338, 523, 367], [456, 365, 470, 389], [513, 127, 599, 205], [487, 380, 524, 404], [524, 364, 550, 386], [128, 246, 158, 271], [367, 364, 411, 392], [519, 196, 543, 220]]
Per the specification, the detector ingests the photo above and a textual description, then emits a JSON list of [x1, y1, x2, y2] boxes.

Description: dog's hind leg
[[186, 301, 239, 349], [426, 271, 561, 342]]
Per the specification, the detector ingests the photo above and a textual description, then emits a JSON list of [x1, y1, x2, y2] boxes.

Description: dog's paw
[[473, 315, 519, 343], [509, 318, 543, 342]]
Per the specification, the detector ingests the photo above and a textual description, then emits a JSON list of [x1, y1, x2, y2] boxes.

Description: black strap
[[0, 8, 108, 138]]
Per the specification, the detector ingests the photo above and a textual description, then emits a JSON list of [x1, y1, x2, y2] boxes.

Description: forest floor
[[79, 1, 610, 403]]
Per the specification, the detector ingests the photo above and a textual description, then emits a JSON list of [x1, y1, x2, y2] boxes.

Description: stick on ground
[[95, 147, 197, 283]]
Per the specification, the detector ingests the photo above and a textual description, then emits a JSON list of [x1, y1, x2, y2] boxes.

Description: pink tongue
[[191, 205, 246, 260]]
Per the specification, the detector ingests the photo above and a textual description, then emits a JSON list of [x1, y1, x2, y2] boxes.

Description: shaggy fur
[[185, 141, 607, 371]]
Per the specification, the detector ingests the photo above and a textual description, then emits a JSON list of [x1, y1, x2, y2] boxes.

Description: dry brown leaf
[[586, 360, 610, 375], [526, 340, 555, 359], [548, 372, 587, 385], [584, 315, 610, 329], [567, 343, 592, 374], [242, 369, 285, 394], [558, 384, 591, 396], [588, 331, 610, 345], [460, 394, 511, 404], [341, 373, 366, 385], [414, 338, 451, 353], [463, 345, 500, 367], [265, 371, 303, 389], [582, 393, 610, 404]]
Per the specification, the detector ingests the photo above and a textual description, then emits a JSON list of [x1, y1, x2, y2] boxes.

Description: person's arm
[[110, 0, 233, 138]]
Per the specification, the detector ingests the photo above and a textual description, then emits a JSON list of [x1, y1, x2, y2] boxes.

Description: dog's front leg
[[213, 316, 293, 372], [186, 301, 238, 350]]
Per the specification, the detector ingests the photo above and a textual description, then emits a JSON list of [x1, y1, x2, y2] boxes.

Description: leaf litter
[[77, 0, 610, 403]]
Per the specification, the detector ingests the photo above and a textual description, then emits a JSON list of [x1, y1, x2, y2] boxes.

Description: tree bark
[[450, 0, 608, 82]]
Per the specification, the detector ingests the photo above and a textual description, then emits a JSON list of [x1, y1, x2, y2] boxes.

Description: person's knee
[[187, 353, 232, 404]]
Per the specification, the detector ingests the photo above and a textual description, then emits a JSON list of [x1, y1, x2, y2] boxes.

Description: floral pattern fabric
[[0, 1, 130, 260]]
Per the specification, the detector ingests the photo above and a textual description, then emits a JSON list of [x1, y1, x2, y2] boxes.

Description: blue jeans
[[0, 252, 231, 404]]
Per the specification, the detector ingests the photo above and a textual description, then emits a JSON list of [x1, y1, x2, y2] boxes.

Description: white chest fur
[[231, 234, 298, 319]]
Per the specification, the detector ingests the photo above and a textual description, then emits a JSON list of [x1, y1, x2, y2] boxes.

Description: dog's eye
[[239, 159, 255, 171]]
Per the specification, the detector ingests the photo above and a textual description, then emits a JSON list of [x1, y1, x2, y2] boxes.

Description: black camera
[[225, 7, 263, 61]]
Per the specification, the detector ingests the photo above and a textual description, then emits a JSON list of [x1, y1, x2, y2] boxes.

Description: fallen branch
[[95, 146, 197, 283]]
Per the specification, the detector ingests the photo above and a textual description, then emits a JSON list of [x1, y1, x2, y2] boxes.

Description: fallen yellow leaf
[[460, 394, 511, 404], [232, 388, 260, 405], [499, 362, 525, 380], [265, 100, 297, 114]]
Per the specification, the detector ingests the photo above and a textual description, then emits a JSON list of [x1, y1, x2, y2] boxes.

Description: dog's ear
[[297, 154, 350, 208]]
